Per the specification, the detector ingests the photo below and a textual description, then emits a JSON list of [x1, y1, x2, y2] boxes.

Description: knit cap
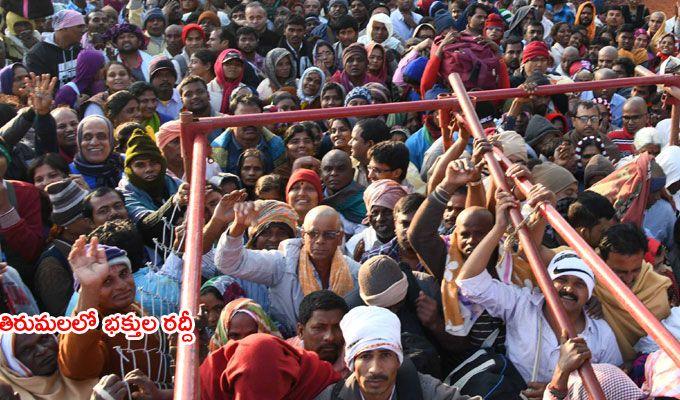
[[584, 154, 614, 187], [46, 180, 88, 226], [434, 9, 455, 34], [125, 128, 167, 169], [142, 8, 166, 29], [345, 86, 372, 106], [359, 255, 408, 308], [328, 0, 349, 10], [532, 162, 577, 195], [524, 115, 561, 146]]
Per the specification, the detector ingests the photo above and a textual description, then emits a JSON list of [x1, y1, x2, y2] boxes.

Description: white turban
[[548, 250, 596, 298], [656, 145, 680, 189], [633, 127, 663, 151], [340, 306, 403, 369]]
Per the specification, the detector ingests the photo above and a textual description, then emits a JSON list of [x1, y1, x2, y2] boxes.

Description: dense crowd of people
[[0, 0, 680, 398]]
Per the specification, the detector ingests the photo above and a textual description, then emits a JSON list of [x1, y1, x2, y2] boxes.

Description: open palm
[[69, 236, 110, 288]]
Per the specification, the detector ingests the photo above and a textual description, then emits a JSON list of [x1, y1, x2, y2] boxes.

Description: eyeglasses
[[574, 115, 601, 124], [622, 114, 646, 121], [304, 230, 342, 240], [367, 165, 394, 174]]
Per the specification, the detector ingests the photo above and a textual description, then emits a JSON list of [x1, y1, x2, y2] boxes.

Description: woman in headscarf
[[245, 199, 298, 250], [286, 168, 323, 224], [105, 90, 143, 129], [118, 128, 182, 223], [54, 50, 107, 109], [297, 67, 325, 109], [257, 48, 298, 101], [365, 42, 389, 85], [208, 49, 247, 114], [649, 11, 668, 53], [208, 298, 282, 351], [69, 115, 124, 189], [200, 276, 248, 335], [273, 124, 317, 180], [82, 61, 133, 118], [0, 333, 97, 400], [633, 29, 655, 66], [0, 63, 29, 108], [3, 12, 41, 63], [574, 2, 596, 42], [313, 40, 338, 78], [358, 13, 404, 54]]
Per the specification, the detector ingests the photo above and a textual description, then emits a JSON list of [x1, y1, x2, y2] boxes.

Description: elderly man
[[26, 10, 85, 88], [321, 150, 366, 235], [458, 187, 622, 397], [315, 306, 476, 399], [607, 96, 649, 157], [215, 204, 360, 334], [346, 179, 408, 261]]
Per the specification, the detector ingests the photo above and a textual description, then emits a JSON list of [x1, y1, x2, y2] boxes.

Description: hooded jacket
[[524, 115, 559, 146], [25, 33, 81, 89]]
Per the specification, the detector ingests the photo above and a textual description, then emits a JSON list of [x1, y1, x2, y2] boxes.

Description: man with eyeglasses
[[215, 203, 360, 335], [565, 101, 619, 161], [607, 97, 649, 157], [367, 141, 425, 194]]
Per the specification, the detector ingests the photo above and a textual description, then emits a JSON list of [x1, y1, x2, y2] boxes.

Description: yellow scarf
[[443, 235, 536, 333], [650, 12, 668, 53], [594, 262, 671, 362], [618, 48, 649, 66], [298, 248, 355, 296]]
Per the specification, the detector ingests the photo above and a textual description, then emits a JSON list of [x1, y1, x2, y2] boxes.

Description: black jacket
[[25, 34, 81, 89]]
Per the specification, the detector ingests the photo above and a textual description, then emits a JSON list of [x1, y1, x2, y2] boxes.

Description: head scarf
[[413, 23, 435, 39], [286, 168, 323, 203], [342, 42, 368, 68], [52, 10, 85, 31], [73, 50, 106, 94], [574, 2, 596, 41], [366, 13, 393, 45], [209, 298, 282, 351], [633, 127, 663, 152], [198, 11, 220, 27], [200, 334, 340, 400], [344, 86, 372, 106], [181, 23, 206, 44], [5, 12, 35, 36], [589, 152, 653, 225], [548, 250, 596, 298], [364, 82, 390, 103], [264, 48, 298, 91], [365, 42, 388, 83], [575, 135, 608, 168], [362, 179, 408, 221], [156, 120, 180, 151], [105, 23, 147, 50], [505, 5, 536, 39], [297, 67, 325, 107], [246, 200, 299, 248], [340, 306, 403, 369], [0, 63, 25, 95], [312, 40, 338, 75], [522, 41, 551, 64], [650, 12, 668, 53], [215, 49, 245, 114], [74, 115, 124, 189], [201, 276, 247, 304], [0, 333, 97, 400]]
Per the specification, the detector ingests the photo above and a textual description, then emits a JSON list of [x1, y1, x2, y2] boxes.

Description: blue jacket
[[210, 128, 285, 174], [118, 174, 182, 223], [405, 125, 434, 171]]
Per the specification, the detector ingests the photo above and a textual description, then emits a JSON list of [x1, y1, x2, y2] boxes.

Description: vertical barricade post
[[448, 73, 606, 400], [174, 111, 206, 400]]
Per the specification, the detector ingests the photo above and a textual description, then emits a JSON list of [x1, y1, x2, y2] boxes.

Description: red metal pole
[[448, 73, 606, 400], [490, 146, 680, 369], [635, 66, 680, 101], [174, 111, 206, 400]]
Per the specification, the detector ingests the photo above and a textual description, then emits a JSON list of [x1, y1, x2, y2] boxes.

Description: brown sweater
[[58, 305, 173, 387]]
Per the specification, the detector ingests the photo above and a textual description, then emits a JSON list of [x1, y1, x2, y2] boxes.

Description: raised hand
[[212, 189, 248, 224], [494, 187, 519, 230], [232, 201, 260, 228], [68, 236, 110, 289], [173, 182, 190, 206], [25, 73, 57, 115], [471, 138, 493, 165], [440, 158, 480, 193]]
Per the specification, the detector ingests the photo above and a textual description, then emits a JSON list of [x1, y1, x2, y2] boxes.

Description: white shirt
[[457, 270, 623, 383], [345, 226, 383, 256], [390, 9, 422, 43], [156, 89, 183, 118], [541, 16, 554, 46]]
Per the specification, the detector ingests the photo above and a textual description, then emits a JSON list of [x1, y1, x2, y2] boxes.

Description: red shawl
[[214, 49, 245, 114], [200, 333, 340, 400], [589, 153, 652, 226]]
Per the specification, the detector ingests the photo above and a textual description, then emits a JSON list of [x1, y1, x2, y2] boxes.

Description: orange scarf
[[619, 48, 650, 65], [443, 235, 536, 335], [575, 2, 597, 42], [298, 248, 355, 296]]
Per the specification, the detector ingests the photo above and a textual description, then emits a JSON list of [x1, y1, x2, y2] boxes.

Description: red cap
[[286, 169, 323, 203], [485, 13, 505, 30], [181, 23, 206, 44], [522, 41, 551, 64]]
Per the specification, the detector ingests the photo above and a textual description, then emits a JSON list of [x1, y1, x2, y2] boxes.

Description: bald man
[[408, 159, 518, 353], [597, 46, 618, 70], [607, 96, 649, 157], [580, 67, 627, 128], [557, 46, 579, 77], [216, 203, 360, 333], [321, 150, 367, 235]]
